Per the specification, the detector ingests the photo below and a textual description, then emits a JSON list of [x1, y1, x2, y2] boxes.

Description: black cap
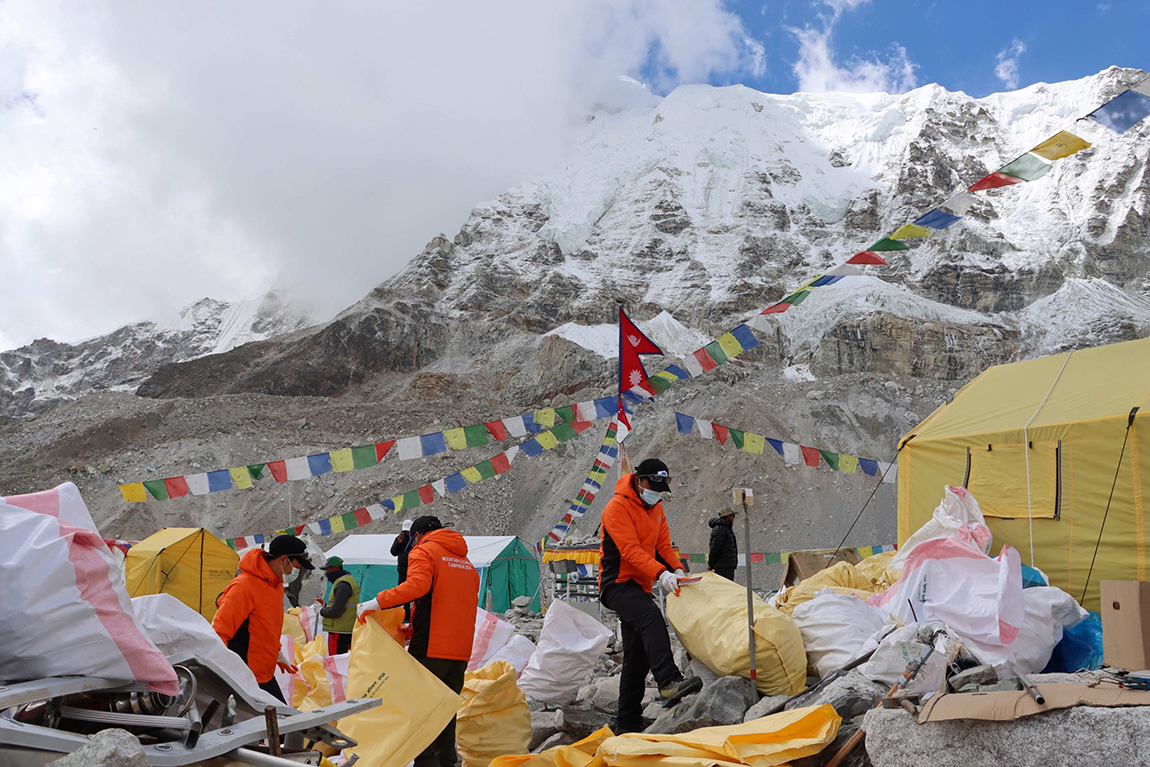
[[267, 535, 315, 570], [634, 458, 671, 492], [410, 515, 444, 535]]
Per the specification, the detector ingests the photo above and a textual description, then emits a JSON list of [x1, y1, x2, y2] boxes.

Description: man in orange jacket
[[213, 535, 314, 702], [599, 458, 701, 733], [359, 515, 479, 767]]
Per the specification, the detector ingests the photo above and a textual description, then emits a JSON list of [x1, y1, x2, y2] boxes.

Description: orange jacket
[[375, 529, 479, 661], [212, 549, 285, 683], [599, 473, 680, 593]]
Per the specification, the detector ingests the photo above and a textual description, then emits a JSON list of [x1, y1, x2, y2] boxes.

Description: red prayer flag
[[571, 419, 594, 434], [750, 553, 766, 563], [235, 536, 246, 549], [968, 172, 1022, 192], [353, 507, 372, 526], [375, 441, 395, 462], [266, 460, 288, 483], [692, 347, 719, 372], [760, 302, 791, 315], [418, 485, 435, 504], [485, 420, 507, 441], [712, 423, 730, 445], [801, 446, 821, 467], [490, 452, 512, 474], [163, 477, 189, 499], [846, 251, 886, 265], [619, 309, 663, 394]]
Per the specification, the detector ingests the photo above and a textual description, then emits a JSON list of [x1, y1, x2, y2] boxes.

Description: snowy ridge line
[[674, 412, 896, 483], [119, 397, 622, 503]]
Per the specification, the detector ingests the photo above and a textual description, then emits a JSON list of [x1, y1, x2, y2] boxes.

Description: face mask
[[281, 560, 294, 586], [640, 488, 664, 507], [325, 570, 341, 583]]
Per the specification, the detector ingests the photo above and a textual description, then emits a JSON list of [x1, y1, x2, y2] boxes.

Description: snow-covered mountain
[[0, 291, 315, 419]]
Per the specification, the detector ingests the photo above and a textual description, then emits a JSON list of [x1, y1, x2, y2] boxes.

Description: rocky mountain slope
[[1, 67, 1147, 578]]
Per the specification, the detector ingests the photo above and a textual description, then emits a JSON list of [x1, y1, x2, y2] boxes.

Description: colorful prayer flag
[[536, 431, 560, 450], [800, 446, 820, 467], [913, 209, 961, 230], [1030, 131, 1091, 161], [120, 483, 147, 503], [1087, 89, 1150, 133], [998, 153, 1051, 182], [267, 460, 288, 483], [868, 237, 910, 252], [330, 449, 354, 472], [230, 467, 253, 490], [968, 171, 1022, 192], [185, 473, 210, 496], [847, 251, 886, 265], [712, 423, 729, 445], [485, 420, 508, 441], [744, 432, 765, 455], [143, 480, 169, 501], [676, 413, 695, 434], [420, 432, 447, 456], [444, 428, 467, 450], [839, 455, 859, 474], [307, 454, 333, 476], [890, 223, 931, 240], [819, 450, 840, 471]]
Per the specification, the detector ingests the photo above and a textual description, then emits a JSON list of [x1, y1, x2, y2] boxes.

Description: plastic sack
[[274, 636, 306, 707], [457, 660, 532, 767], [1044, 612, 1104, 673], [132, 594, 281, 707], [470, 609, 517, 671], [773, 562, 875, 616], [855, 551, 897, 590], [861, 622, 963, 693], [596, 704, 840, 767], [889, 485, 992, 571], [298, 651, 350, 711], [666, 572, 806, 695], [963, 586, 1088, 676], [490, 725, 614, 767], [790, 590, 885, 679], [868, 538, 1024, 647], [283, 608, 309, 647], [519, 600, 612, 704], [339, 617, 462, 767], [0, 483, 178, 694], [487, 634, 537, 676]]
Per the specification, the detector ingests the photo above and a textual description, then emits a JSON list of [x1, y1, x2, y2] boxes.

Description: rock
[[533, 732, 576, 753], [785, 670, 885, 721], [529, 710, 563, 751], [47, 729, 147, 767], [947, 664, 997, 691], [743, 694, 792, 722], [865, 705, 1150, 767], [558, 705, 613, 739], [590, 676, 620, 712], [645, 675, 758, 735], [512, 596, 534, 610]]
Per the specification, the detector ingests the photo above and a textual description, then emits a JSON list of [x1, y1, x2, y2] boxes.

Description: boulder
[[645, 676, 758, 735], [47, 729, 147, 767], [558, 705, 614, 739], [948, 664, 997, 691], [865, 705, 1150, 766], [785, 670, 885, 721], [591, 676, 620, 712], [743, 694, 792, 723], [529, 710, 563, 751]]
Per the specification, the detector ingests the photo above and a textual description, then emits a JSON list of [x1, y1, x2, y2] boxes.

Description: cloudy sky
[[0, 1, 1145, 350]]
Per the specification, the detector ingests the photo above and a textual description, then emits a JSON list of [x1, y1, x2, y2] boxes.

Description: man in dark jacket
[[708, 507, 738, 581], [391, 519, 413, 619]]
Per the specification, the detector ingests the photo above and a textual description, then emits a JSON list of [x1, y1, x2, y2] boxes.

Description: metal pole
[[741, 494, 757, 685]]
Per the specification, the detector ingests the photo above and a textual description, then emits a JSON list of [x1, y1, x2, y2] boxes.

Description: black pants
[[600, 580, 682, 733], [413, 655, 468, 767], [715, 568, 736, 581], [259, 677, 286, 703]]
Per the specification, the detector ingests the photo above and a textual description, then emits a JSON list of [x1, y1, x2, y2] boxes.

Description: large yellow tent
[[126, 528, 239, 620], [898, 337, 1150, 610]]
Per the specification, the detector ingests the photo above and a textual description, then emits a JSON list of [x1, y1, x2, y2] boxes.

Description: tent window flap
[[967, 441, 1061, 519]]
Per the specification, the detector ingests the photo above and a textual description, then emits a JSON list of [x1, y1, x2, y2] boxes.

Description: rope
[[1023, 351, 1073, 566], [1081, 407, 1140, 604]]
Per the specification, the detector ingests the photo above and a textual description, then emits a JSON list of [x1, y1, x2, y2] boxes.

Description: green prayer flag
[[819, 450, 841, 471], [475, 460, 496, 480], [247, 464, 266, 481], [555, 405, 576, 424], [998, 152, 1052, 182], [341, 512, 359, 530], [729, 429, 745, 449], [704, 340, 729, 366], [783, 290, 810, 306], [765, 551, 783, 564], [351, 445, 378, 469], [143, 480, 169, 501], [550, 422, 579, 442], [646, 376, 672, 394], [463, 423, 489, 447], [869, 237, 910, 252], [402, 490, 423, 510]]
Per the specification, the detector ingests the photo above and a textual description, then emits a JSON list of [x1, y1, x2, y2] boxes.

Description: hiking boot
[[658, 675, 703, 707]]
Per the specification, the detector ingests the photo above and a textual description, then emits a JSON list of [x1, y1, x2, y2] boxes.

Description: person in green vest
[[317, 556, 360, 654]]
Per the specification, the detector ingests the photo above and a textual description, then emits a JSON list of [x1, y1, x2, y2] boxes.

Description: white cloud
[[0, 0, 766, 349], [994, 38, 1027, 90], [790, 0, 917, 93]]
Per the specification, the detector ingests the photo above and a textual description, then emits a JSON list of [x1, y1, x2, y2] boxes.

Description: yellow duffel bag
[[772, 562, 875, 616], [666, 572, 806, 695], [457, 660, 532, 767]]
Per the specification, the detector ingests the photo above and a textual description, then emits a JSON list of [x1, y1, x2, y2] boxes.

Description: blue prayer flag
[[1087, 89, 1150, 133], [676, 412, 695, 434], [914, 208, 962, 230], [207, 470, 233, 492], [519, 439, 544, 457], [809, 275, 844, 287], [663, 365, 690, 380], [445, 472, 468, 493], [307, 453, 333, 476], [522, 414, 543, 434], [858, 458, 879, 476], [766, 438, 785, 456], [594, 397, 616, 418], [420, 432, 447, 456], [318, 519, 333, 535], [730, 324, 759, 350]]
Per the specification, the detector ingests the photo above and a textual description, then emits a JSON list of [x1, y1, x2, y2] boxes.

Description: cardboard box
[[779, 548, 862, 590], [917, 684, 1150, 723], [1101, 580, 1150, 671]]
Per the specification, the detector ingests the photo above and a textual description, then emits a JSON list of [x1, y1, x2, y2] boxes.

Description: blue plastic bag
[[1043, 611, 1103, 673], [1021, 563, 1049, 589]]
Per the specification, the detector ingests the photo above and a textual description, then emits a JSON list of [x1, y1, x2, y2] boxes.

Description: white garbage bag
[[486, 634, 537, 675], [962, 586, 1089, 676], [469, 608, 517, 670], [889, 485, 992, 571], [131, 593, 281, 707], [0, 483, 178, 694], [791, 589, 885, 679], [861, 622, 963, 694], [868, 538, 1024, 647], [518, 600, 611, 704]]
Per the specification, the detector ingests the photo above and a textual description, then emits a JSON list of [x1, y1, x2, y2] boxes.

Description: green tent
[[324, 534, 541, 613]]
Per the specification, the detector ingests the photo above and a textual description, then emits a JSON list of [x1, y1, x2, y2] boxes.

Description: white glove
[[658, 571, 680, 597], [674, 569, 686, 578], [356, 598, 380, 616]]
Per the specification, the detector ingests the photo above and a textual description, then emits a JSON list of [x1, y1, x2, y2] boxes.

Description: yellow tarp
[[457, 661, 532, 767], [491, 705, 840, 767], [125, 528, 238, 620], [665, 572, 806, 695], [898, 337, 1150, 610], [773, 562, 875, 616]]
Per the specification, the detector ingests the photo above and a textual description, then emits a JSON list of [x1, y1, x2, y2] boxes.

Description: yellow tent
[[898, 337, 1150, 611], [126, 528, 239, 620]]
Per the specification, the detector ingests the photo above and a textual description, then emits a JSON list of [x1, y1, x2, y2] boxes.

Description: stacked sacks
[[772, 562, 875, 616], [666, 572, 806, 695]]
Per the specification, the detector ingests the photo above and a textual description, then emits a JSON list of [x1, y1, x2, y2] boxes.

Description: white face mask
[[280, 560, 294, 586], [639, 488, 664, 507]]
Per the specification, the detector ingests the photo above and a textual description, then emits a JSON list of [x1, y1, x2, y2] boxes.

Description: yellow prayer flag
[[653, 370, 678, 382], [329, 515, 346, 534], [229, 467, 253, 490], [461, 466, 483, 483], [890, 223, 931, 240], [1030, 130, 1091, 161], [536, 431, 559, 450], [744, 432, 766, 455], [391, 495, 405, 512], [839, 455, 859, 474], [330, 448, 354, 472], [534, 408, 556, 427], [444, 428, 468, 450], [120, 483, 147, 503], [717, 332, 743, 360]]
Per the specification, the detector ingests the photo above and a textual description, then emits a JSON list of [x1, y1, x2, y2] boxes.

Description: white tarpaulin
[[326, 535, 517, 568]]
